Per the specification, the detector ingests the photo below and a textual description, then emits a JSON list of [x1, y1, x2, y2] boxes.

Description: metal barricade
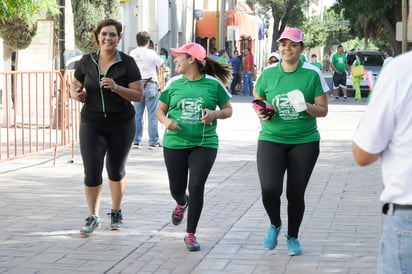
[[0, 70, 81, 163]]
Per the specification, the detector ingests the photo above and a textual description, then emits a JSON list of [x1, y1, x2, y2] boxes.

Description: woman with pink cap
[[253, 28, 329, 256], [156, 42, 233, 251]]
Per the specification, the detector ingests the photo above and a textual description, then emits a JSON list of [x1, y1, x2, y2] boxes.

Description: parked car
[[65, 55, 82, 70], [346, 50, 385, 97]]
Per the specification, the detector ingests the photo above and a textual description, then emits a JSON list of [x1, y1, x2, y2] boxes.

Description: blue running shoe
[[287, 237, 302, 256], [263, 224, 281, 250], [80, 215, 100, 236]]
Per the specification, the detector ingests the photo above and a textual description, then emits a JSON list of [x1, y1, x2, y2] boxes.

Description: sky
[[323, 0, 336, 7]]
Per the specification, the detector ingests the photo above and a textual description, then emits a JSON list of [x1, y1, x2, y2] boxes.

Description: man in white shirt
[[352, 2, 412, 273], [129, 31, 164, 149]]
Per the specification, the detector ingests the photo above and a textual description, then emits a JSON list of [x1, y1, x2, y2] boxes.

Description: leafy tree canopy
[[255, 0, 307, 51], [71, 0, 120, 53], [333, 0, 402, 54], [0, 0, 58, 50]]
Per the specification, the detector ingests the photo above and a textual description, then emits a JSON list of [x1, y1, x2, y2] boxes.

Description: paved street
[[0, 94, 383, 274]]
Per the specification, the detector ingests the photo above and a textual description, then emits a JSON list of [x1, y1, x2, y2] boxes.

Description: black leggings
[[79, 118, 135, 187], [257, 140, 319, 238], [163, 146, 217, 233]]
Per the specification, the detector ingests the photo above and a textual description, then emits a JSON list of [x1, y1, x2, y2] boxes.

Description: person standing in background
[[129, 31, 164, 149], [310, 54, 322, 70], [217, 49, 229, 65], [208, 47, 219, 60], [70, 19, 144, 236], [242, 48, 254, 96], [266, 52, 281, 66], [352, 52, 364, 101], [330, 45, 349, 101], [353, 3, 412, 272], [156, 42, 233, 252], [230, 50, 241, 94]]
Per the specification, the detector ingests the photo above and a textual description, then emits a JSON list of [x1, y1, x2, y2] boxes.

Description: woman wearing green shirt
[[253, 28, 329, 256], [157, 42, 232, 251]]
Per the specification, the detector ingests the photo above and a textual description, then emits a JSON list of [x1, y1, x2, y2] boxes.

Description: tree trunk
[[381, 16, 402, 55]]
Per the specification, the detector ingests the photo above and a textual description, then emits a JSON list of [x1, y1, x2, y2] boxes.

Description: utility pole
[[219, 0, 226, 51], [216, 0, 219, 50], [402, 0, 407, 53], [58, 0, 65, 73]]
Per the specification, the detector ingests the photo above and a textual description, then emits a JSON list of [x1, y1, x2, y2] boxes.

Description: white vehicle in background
[[346, 50, 385, 97], [65, 55, 82, 70]]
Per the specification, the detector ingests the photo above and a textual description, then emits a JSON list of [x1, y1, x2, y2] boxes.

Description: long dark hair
[[356, 52, 364, 65], [194, 57, 232, 86]]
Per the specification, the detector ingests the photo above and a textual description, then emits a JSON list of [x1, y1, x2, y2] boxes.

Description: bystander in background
[[352, 3, 412, 273], [129, 31, 164, 149]]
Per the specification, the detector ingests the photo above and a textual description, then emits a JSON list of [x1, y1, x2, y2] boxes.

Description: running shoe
[[80, 215, 100, 236], [148, 143, 162, 150], [108, 209, 123, 230], [263, 224, 281, 250], [287, 236, 302, 256], [184, 233, 200, 251], [172, 196, 188, 225]]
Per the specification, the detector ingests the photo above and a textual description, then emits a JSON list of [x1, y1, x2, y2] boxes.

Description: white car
[[346, 50, 385, 96], [65, 55, 82, 70]]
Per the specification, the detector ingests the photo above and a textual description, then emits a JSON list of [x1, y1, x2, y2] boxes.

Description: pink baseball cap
[[171, 42, 206, 62], [276, 28, 304, 43]]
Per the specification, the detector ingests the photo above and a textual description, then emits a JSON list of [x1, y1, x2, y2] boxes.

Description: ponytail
[[195, 57, 232, 86]]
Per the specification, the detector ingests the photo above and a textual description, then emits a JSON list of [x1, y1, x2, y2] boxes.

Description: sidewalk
[[0, 96, 383, 274]]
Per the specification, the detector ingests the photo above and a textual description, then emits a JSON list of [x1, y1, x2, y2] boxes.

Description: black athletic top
[[74, 50, 141, 125]]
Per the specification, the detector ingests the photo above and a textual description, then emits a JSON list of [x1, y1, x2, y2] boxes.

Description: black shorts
[[332, 71, 347, 88]]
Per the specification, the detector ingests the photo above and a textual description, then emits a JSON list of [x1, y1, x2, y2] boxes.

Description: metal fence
[[0, 70, 81, 163]]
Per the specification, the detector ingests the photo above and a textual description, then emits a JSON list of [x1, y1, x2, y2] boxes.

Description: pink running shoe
[[184, 233, 200, 251]]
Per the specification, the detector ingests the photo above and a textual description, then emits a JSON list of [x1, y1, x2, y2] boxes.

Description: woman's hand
[[164, 118, 181, 130], [254, 109, 271, 120], [201, 109, 217, 125], [100, 77, 118, 92], [70, 80, 86, 103]]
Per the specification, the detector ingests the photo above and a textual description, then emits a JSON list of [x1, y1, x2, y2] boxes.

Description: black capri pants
[[257, 140, 319, 238], [79, 118, 135, 187], [163, 146, 217, 233]]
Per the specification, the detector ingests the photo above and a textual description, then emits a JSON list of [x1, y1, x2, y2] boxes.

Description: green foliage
[[0, 0, 59, 24], [332, 0, 402, 54], [71, 0, 120, 54], [255, 0, 307, 51], [0, 18, 37, 49], [322, 9, 351, 47], [0, 0, 58, 50], [302, 16, 327, 49]]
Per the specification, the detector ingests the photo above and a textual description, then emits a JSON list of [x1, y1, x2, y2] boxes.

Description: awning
[[196, 10, 262, 40]]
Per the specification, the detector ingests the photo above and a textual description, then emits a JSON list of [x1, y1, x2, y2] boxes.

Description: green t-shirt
[[159, 74, 231, 149], [310, 61, 322, 70], [331, 52, 347, 72], [255, 61, 327, 144]]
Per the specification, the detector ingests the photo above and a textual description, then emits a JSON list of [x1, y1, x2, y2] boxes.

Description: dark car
[[346, 50, 385, 96]]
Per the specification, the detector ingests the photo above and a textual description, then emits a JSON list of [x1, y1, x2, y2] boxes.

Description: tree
[[333, 0, 402, 55], [0, 0, 58, 49], [255, 0, 308, 52], [71, 0, 120, 53]]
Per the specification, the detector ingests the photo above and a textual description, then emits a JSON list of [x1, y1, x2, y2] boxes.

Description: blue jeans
[[378, 205, 412, 274], [134, 82, 159, 145], [242, 71, 254, 96]]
